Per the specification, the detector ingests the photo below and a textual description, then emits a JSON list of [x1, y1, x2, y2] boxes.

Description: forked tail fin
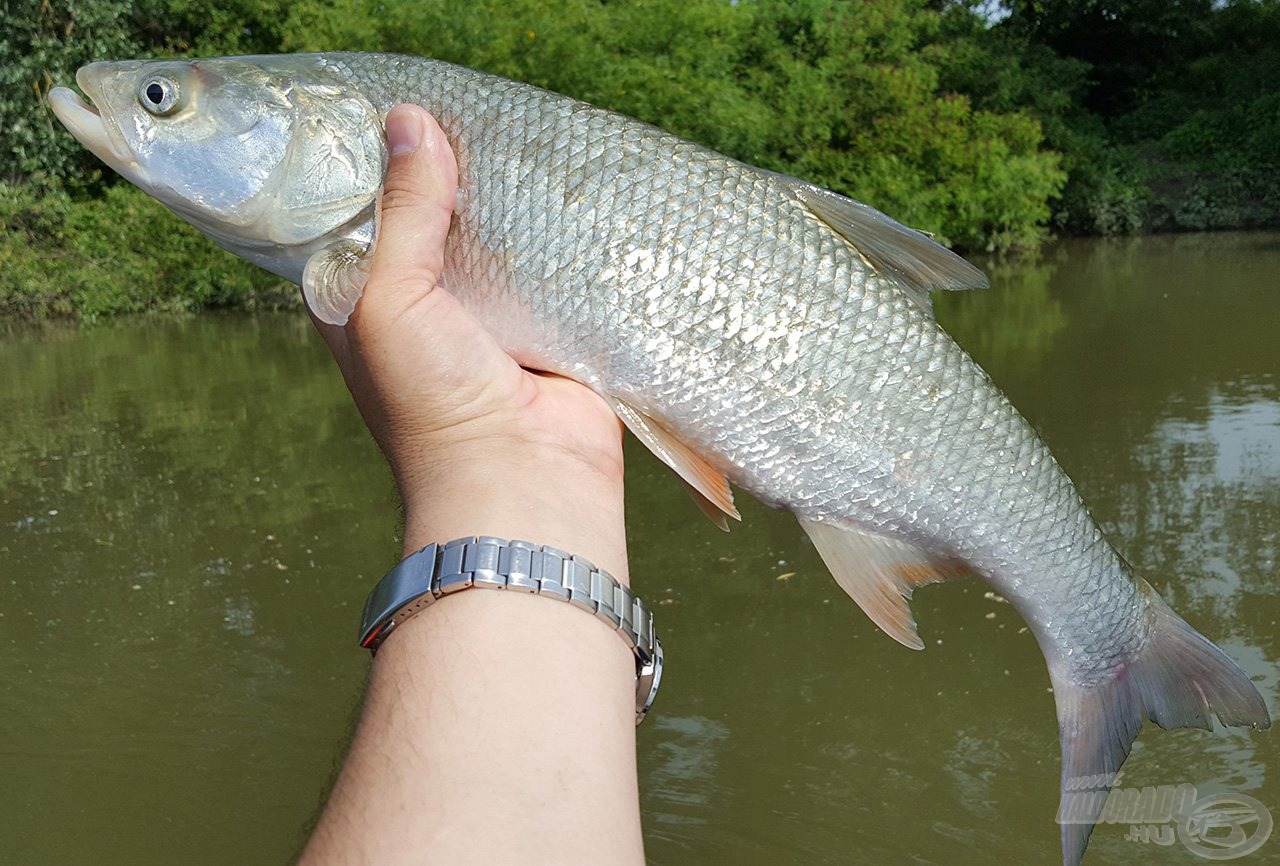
[[1051, 582, 1270, 866]]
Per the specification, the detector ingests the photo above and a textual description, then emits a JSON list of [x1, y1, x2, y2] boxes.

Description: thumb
[[358, 104, 459, 318]]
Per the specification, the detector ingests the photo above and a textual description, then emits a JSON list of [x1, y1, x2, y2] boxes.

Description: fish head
[[48, 57, 385, 278]]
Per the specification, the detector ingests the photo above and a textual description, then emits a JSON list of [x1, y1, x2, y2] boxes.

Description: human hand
[[309, 105, 628, 578], [300, 108, 644, 866]]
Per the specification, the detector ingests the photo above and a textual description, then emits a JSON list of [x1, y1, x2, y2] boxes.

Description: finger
[[359, 104, 459, 319]]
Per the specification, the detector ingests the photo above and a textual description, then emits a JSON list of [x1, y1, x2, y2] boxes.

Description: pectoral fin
[[800, 518, 969, 649], [303, 240, 373, 326], [608, 397, 740, 528]]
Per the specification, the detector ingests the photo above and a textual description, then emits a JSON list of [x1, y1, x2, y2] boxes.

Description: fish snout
[[48, 62, 148, 175]]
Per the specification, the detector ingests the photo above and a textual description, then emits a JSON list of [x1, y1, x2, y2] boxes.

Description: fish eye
[[139, 77, 181, 115]]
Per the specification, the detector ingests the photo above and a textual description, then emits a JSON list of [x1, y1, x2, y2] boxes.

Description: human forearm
[[303, 603, 644, 866], [300, 451, 643, 866], [300, 106, 645, 866]]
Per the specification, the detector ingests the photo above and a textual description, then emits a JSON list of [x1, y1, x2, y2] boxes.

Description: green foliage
[[131, 0, 292, 55], [8, 0, 1280, 318], [740, 0, 1064, 250], [285, 0, 1065, 250], [0, 0, 139, 186], [1000, 0, 1220, 117], [0, 181, 293, 319], [1115, 3, 1280, 231], [993, 0, 1280, 233], [933, 7, 1136, 235]]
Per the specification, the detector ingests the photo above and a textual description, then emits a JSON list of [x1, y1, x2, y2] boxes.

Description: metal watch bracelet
[[358, 535, 663, 725]]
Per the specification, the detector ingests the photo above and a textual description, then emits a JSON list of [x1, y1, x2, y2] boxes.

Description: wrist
[[395, 441, 628, 584]]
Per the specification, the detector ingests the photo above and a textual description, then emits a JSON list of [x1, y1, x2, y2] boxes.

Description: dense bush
[[1, 0, 139, 187], [991, 0, 1280, 234], [3, 0, 1279, 318], [0, 182, 293, 318]]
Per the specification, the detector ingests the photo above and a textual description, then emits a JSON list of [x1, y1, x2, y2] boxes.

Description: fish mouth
[[48, 65, 144, 177]]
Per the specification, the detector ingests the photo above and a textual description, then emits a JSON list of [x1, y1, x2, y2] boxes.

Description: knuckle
[[362, 258, 444, 312], [379, 180, 431, 219], [367, 264, 440, 302]]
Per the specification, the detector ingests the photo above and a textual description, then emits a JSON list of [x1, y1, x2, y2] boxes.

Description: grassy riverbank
[[4, 0, 1278, 319], [0, 182, 296, 319]]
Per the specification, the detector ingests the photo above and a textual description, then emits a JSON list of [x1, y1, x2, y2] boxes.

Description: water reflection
[[933, 251, 1067, 374], [644, 714, 731, 852], [1126, 388, 1280, 602], [2, 233, 1278, 865]]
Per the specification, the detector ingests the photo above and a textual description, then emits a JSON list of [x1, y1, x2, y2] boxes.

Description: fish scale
[[348, 57, 1145, 655], [49, 52, 1269, 866]]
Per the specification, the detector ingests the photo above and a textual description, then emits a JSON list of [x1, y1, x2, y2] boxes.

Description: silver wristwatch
[[358, 535, 663, 725]]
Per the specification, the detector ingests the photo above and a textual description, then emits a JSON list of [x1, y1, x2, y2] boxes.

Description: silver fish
[[49, 53, 1270, 864]]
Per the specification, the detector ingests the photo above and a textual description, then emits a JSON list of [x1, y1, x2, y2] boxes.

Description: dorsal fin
[[788, 181, 989, 313]]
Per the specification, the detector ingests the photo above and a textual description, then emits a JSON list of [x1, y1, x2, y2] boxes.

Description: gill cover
[[266, 81, 385, 245]]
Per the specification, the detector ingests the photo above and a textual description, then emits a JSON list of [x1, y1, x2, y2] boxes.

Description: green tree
[[0, 0, 139, 185], [286, 0, 1066, 250], [940, 0, 1280, 234]]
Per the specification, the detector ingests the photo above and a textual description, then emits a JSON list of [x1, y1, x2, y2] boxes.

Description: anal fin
[[608, 397, 740, 527], [303, 239, 373, 326], [800, 518, 969, 649]]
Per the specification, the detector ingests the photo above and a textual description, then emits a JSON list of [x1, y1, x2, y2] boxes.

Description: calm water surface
[[2, 232, 1277, 864]]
